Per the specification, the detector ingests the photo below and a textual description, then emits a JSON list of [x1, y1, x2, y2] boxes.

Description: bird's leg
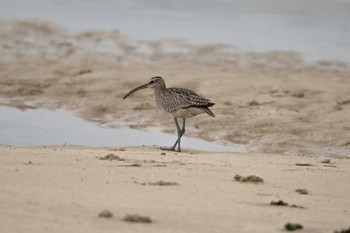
[[160, 118, 185, 152], [176, 118, 186, 152], [169, 118, 182, 151]]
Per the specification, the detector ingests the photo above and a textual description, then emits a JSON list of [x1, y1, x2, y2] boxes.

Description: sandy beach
[[1, 145, 350, 233], [1, 20, 350, 232]]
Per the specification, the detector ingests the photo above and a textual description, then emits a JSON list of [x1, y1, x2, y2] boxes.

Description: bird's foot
[[160, 146, 181, 152]]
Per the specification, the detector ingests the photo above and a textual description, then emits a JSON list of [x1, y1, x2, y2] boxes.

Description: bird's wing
[[163, 88, 214, 112]]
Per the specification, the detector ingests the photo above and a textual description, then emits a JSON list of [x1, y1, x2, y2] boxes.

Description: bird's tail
[[201, 107, 215, 117]]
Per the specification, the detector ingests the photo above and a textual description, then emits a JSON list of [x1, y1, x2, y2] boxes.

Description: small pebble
[[285, 223, 303, 231], [296, 189, 308, 195], [98, 210, 113, 218], [321, 159, 331, 164]]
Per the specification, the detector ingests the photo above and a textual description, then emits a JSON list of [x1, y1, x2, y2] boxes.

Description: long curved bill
[[123, 83, 149, 99]]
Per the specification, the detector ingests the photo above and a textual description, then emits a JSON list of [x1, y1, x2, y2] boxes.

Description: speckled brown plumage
[[154, 86, 215, 118]]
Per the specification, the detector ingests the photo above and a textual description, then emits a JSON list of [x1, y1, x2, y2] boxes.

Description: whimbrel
[[123, 76, 215, 152]]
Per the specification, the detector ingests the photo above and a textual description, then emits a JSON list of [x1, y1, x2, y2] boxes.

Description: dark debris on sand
[[334, 227, 350, 233], [118, 163, 142, 167], [122, 214, 152, 223], [234, 174, 264, 183], [285, 222, 303, 231], [270, 200, 305, 209], [97, 153, 125, 161], [295, 188, 308, 195], [98, 210, 113, 218], [295, 163, 313, 166], [134, 180, 179, 186], [321, 159, 331, 164]]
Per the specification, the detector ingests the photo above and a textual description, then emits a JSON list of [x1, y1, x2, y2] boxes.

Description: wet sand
[[1, 20, 349, 156], [0, 20, 350, 232]]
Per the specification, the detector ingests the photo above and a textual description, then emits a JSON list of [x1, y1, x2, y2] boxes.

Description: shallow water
[[1, 0, 350, 61], [0, 106, 245, 152]]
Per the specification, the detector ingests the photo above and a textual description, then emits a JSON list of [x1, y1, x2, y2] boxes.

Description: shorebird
[[123, 76, 215, 152]]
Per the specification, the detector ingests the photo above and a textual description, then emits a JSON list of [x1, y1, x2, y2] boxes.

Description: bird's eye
[[150, 80, 155, 84]]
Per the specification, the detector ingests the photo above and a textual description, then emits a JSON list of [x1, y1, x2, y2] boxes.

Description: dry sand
[[1, 145, 350, 233], [1, 20, 350, 232]]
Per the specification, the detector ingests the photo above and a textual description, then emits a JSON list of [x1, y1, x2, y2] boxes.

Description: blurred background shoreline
[[1, 0, 350, 62]]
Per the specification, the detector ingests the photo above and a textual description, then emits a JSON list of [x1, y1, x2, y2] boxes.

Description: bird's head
[[146, 76, 164, 88], [123, 76, 165, 99]]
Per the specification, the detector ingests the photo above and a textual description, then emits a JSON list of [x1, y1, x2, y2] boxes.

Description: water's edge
[[0, 105, 245, 153]]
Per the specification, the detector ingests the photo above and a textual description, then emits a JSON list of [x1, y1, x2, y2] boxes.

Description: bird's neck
[[154, 85, 166, 96], [153, 86, 166, 108], [153, 87, 162, 98]]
